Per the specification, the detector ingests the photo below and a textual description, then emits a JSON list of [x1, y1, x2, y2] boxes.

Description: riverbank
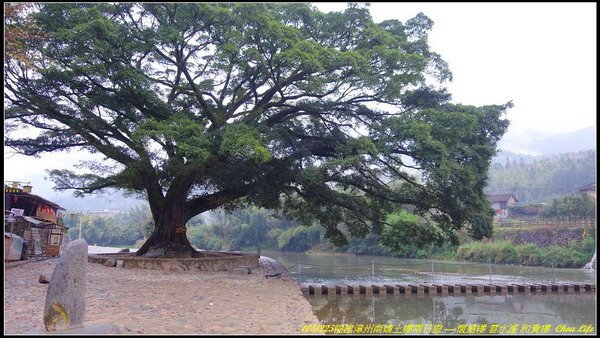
[[454, 238, 595, 268], [4, 250, 320, 334], [299, 231, 595, 269]]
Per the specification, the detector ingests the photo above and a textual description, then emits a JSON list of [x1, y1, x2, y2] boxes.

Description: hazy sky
[[314, 2, 597, 133], [4, 2, 597, 191]]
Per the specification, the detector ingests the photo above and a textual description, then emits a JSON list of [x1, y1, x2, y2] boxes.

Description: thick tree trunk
[[134, 174, 250, 257], [135, 221, 195, 257], [135, 188, 196, 257]]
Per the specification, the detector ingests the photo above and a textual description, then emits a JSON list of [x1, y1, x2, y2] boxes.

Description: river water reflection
[[263, 251, 596, 285], [262, 251, 597, 332], [306, 293, 596, 334]]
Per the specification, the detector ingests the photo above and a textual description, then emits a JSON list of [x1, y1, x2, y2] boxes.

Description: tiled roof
[[486, 194, 518, 203], [5, 191, 65, 210]]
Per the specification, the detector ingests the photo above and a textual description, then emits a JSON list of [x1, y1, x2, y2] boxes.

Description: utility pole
[[71, 213, 83, 239], [78, 217, 83, 239]]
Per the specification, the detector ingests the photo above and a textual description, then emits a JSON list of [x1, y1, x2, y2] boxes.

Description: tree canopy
[[4, 3, 510, 256], [487, 150, 596, 203], [540, 194, 596, 220]]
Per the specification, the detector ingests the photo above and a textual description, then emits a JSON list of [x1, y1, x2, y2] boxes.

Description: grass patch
[[456, 237, 595, 268]]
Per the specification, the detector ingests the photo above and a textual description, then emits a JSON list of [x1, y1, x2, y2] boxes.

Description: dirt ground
[[3, 252, 320, 334]]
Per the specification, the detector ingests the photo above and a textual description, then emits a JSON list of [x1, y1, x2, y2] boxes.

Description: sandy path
[[4, 251, 319, 334]]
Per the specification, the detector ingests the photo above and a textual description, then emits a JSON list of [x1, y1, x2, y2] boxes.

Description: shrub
[[492, 241, 518, 264], [456, 239, 592, 268], [515, 244, 542, 265]]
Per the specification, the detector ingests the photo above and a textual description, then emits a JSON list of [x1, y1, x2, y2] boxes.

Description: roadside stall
[[4, 182, 68, 261]]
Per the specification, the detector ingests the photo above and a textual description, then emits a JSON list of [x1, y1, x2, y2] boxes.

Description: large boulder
[[43, 239, 88, 331]]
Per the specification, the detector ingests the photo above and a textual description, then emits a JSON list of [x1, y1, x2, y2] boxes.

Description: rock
[[103, 259, 116, 267], [43, 238, 88, 332], [583, 252, 596, 269], [39, 274, 51, 284], [119, 248, 130, 253]]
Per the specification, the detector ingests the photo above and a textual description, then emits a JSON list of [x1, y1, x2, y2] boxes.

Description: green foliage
[[508, 204, 543, 217], [429, 241, 459, 260], [346, 233, 393, 257], [6, 3, 509, 252], [219, 123, 272, 163], [184, 207, 316, 252], [539, 193, 596, 220], [65, 205, 153, 246], [381, 210, 446, 255], [136, 114, 212, 164], [487, 150, 596, 203], [457, 239, 595, 268], [515, 244, 543, 265], [277, 224, 323, 252], [187, 225, 225, 251], [580, 236, 596, 255]]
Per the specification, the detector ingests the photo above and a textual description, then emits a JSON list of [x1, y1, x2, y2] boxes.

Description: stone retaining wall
[[88, 253, 259, 271]]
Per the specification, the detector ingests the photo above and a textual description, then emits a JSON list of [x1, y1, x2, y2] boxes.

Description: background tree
[[540, 194, 596, 220], [4, 3, 46, 66], [486, 150, 596, 203], [5, 3, 509, 257]]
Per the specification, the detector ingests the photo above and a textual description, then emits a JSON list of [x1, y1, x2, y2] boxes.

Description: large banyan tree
[[5, 3, 510, 256]]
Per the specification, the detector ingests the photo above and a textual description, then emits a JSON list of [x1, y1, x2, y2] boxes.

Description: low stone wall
[[88, 252, 259, 271]]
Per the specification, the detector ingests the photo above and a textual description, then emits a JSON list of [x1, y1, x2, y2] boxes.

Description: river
[[262, 251, 597, 333]]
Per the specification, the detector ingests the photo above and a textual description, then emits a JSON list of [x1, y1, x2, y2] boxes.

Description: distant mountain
[[49, 191, 146, 212], [492, 150, 540, 165], [12, 172, 146, 212], [486, 149, 596, 203], [497, 126, 595, 156]]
